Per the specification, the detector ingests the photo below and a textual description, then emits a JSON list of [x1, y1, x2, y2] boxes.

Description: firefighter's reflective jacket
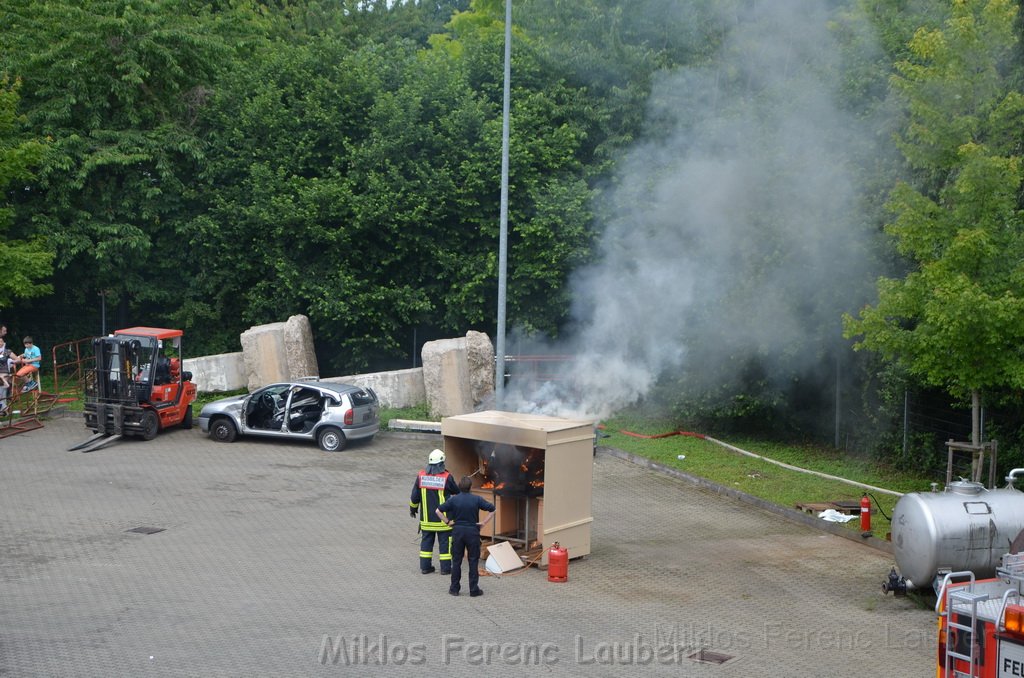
[[410, 470, 460, 531]]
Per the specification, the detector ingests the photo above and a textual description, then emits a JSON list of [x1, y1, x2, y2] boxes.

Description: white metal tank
[[892, 480, 1024, 588]]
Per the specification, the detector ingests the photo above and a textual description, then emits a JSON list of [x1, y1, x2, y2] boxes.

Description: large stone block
[[240, 314, 319, 390], [422, 338, 471, 418], [421, 332, 494, 418], [284, 315, 319, 379], [465, 330, 495, 406]]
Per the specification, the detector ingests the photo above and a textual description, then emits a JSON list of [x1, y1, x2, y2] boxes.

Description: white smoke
[[503, 0, 883, 421]]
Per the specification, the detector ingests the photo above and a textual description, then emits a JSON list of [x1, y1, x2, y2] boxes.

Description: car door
[[282, 385, 324, 438], [241, 384, 290, 437]]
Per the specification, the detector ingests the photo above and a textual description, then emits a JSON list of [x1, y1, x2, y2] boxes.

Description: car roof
[[270, 380, 369, 396]]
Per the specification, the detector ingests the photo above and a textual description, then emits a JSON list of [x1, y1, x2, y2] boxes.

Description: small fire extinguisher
[[860, 493, 872, 533], [547, 542, 568, 583]]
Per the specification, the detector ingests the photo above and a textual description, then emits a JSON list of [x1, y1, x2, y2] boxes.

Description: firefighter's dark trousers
[[420, 529, 452, 573], [449, 526, 482, 594]]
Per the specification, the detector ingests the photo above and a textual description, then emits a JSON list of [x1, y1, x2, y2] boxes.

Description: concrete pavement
[[0, 415, 935, 677]]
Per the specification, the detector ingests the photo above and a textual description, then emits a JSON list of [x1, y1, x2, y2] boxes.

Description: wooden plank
[[795, 500, 870, 516], [795, 502, 832, 514]]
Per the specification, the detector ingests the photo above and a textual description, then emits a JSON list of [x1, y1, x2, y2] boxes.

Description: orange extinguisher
[[547, 542, 568, 583], [860, 493, 871, 533]]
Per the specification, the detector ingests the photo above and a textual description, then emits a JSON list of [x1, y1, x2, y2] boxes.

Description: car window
[[350, 389, 376, 406], [289, 387, 320, 408]]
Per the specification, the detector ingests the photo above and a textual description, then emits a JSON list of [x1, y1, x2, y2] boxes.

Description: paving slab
[[0, 416, 935, 677]]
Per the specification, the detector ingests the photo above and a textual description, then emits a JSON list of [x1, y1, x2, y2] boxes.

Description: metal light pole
[[99, 290, 107, 336], [495, 0, 512, 409]]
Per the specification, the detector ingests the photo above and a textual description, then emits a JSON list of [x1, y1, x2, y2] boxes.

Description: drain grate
[[688, 649, 733, 665], [125, 526, 165, 535]]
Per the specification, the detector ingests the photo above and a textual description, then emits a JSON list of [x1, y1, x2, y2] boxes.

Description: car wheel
[[182, 404, 193, 430], [210, 417, 237, 443], [317, 427, 346, 452], [141, 410, 160, 441]]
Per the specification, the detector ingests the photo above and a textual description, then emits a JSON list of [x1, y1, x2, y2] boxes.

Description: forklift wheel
[[141, 410, 160, 441], [182, 405, 193, 430]]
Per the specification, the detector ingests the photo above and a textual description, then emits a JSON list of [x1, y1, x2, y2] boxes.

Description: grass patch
[[194, 389, 246, 410], [599, 419, 937, 536], [380, 403, 431, 424]]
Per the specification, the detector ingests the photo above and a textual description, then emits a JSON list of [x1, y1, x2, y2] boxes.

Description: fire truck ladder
[[937, 573, 983, 678], [939, 571, 984, 678]]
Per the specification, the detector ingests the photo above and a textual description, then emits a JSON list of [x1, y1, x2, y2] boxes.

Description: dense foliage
[[3, 0, 1024, 466]]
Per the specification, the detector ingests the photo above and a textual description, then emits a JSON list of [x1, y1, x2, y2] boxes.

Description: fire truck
[[937, 552, 1024, 678]]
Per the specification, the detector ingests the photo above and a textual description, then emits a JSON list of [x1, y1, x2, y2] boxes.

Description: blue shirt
[[436, 493, 495, 528], [21, 345, 40, 366]]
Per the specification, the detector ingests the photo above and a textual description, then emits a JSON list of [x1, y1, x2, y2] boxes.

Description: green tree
[[186, 20, 594, 372], [0, 0, 237, 320], [184, 36, 440, 365], [844, 0, 1024, 444], [0, 77, 52, 307]]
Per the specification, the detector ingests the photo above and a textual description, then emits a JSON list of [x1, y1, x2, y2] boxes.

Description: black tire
[[317, 427, 346, 452], [210, 417, 237, 443], [181, 404, 193, 430], [140, 410, 160, 441]]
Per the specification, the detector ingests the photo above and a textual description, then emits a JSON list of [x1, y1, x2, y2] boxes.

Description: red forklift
[[69, 327, 197, 453]]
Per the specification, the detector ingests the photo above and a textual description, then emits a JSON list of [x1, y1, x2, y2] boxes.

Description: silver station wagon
[[197, 380, 379, 451]]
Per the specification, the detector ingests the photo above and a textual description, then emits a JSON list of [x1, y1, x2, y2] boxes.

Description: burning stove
[[440, 410, 594, 565]]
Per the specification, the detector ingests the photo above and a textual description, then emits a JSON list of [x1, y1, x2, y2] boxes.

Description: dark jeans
[[449, 525, 481, 593]]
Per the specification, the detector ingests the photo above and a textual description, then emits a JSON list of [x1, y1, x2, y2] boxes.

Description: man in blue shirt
[[435, 477, 495, 597]]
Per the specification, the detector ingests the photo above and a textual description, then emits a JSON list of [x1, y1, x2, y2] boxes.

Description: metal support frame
[[946, 440, 999, 489]]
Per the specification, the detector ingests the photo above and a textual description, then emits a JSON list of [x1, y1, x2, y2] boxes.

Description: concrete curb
[[600, 446, 894, 555], [380, 429, 442, 442]]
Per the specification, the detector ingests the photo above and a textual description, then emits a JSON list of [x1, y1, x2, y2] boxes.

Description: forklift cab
[[90, 328, 192, 408]]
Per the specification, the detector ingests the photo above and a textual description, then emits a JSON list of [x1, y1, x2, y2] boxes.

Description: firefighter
[[409, 448, 460, 574]]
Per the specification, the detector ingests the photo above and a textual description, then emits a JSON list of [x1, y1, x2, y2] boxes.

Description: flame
[[476, 446, 544, 494]]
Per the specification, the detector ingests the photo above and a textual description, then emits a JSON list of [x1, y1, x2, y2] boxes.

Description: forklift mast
[[89, 335, 158, 405]]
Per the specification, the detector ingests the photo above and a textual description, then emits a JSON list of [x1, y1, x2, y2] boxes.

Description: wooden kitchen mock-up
[[440, 410, 594, 567]]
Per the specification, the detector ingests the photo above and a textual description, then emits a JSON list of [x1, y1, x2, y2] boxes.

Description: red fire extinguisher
[[860, 494, 871, 533], [547, 542, 568, 583]]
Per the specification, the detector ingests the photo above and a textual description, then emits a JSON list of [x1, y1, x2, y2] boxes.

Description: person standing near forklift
[[0, 337, 13, 414], [409, 449, 460, 574]]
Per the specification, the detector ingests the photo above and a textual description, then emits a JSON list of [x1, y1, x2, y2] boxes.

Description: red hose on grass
[[598, 424, 706, 440], [620, 430, 706, 439]]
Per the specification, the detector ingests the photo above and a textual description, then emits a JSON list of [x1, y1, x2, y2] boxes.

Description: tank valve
[[882, 567, 907, 596]]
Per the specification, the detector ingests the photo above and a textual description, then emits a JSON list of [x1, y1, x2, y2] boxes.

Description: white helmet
[[428, 449, 445, 464]]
